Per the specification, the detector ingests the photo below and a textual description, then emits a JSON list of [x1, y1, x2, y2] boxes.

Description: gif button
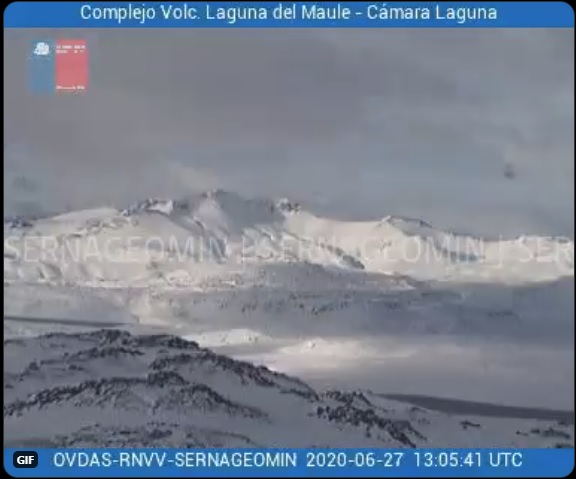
[[13, 451, 38, 468]]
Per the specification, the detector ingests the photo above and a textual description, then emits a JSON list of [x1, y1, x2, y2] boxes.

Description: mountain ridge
[[4, 329, 573, 448], [4, 190, 573, 287]]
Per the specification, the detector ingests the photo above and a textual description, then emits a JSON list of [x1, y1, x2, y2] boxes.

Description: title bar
[[3, 2, 575, 28], [4, 448, 575, 477]]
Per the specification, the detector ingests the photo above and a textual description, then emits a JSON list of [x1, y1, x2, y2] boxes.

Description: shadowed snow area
[[3, 330, 573, 448], [3, 192, 574, 418]]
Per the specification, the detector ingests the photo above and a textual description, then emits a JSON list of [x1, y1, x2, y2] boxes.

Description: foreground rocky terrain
[[4, 330, 573, 448]]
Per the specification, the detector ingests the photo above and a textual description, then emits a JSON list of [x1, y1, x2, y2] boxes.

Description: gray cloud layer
[[4, 29, 574, 237]]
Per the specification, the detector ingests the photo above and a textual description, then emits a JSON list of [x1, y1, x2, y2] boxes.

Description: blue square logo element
[[28, 40, 55, 94]]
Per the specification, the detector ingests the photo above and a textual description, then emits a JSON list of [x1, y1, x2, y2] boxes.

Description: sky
[[4, 28, 574, 238]]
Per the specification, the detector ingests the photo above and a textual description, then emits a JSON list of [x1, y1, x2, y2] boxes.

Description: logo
[[13, 451, 38, 468], [28, 39, 89, 94], [33, 42, 50, 56]]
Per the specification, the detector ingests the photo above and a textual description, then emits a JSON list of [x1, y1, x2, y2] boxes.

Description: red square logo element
[[55, 39, 88, 92]]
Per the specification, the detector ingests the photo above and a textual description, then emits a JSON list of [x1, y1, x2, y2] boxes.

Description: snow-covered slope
[[3, 191, 574, 410], [4, 330, 573, 448], [4, 190, 573, 287]]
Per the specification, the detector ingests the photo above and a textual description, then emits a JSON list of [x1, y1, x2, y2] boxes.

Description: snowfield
[[3, 190, 574, 446], [4, 190, 573, 287], [4, 330, 573, 448]]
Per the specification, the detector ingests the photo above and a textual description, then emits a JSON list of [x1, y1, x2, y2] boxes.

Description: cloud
[[4, 29, 573, 237]]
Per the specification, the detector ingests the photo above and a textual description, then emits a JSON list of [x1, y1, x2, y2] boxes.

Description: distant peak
[[201, 188, 234, 200], [120, 198, 175, 216], [275, 198, 302, 213], [4, 215, 35, 229], [382, 215, 433, 229]]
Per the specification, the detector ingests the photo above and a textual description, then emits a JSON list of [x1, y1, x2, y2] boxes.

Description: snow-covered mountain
[[4, 330, 573, 448], [4, 189, 573, 287], [4, 191, 573, 341], [3, 191, 574, 411]]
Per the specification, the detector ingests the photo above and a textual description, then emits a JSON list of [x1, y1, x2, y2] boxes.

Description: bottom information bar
[[4, 448, 574, 477]]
